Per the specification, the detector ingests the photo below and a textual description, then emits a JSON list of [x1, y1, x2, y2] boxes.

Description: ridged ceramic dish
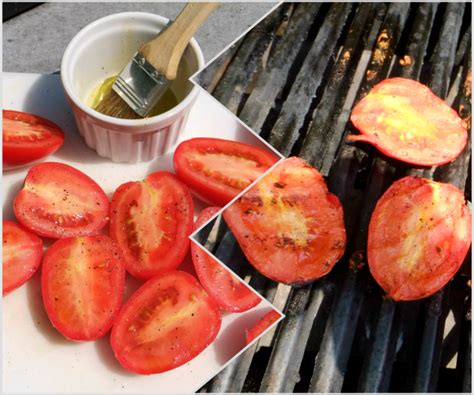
[[61, 12, 204, 163]]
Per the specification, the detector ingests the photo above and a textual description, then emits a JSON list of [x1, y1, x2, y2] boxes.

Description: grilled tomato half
[[368, 176, 471, 301], [349, 78, 467, 166], [223, 157, 346, 285]]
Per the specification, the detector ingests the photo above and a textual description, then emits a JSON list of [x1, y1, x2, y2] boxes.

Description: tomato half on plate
[[14, 162, 109, 238], [109, 171, 194, 280], [349, 78, 468, 166], [246, 310, 282, 344], [110, 270, 221, 374], [173, 138, 279, 206], [368, 176, 472, 301], [42, 235, 126, 340], [191, 207, 261, 312], [2, 220, 43, 296], [3, 110, 65, 170], [223, 157, 346, 285]]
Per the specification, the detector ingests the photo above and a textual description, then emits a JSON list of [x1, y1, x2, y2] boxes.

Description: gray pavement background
[[3, 2, 278, 74]]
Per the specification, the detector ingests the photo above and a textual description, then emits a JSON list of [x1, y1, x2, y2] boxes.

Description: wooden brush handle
[[139, 2, 219, 80]]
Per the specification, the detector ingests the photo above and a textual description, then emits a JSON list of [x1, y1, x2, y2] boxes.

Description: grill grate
[[194, 3, 472, 392]]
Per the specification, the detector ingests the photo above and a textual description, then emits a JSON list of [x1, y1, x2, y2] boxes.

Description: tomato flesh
[[349, 78, 468, 166], [368, 176, 472, 301], [41, 235, 126, 340], [246, 310, 282, 344], [110, 271, 221, 374], [174, 138, 279, 206], [191, 207, 261, 312], [13, 162, 109, 238], [3, 110, 65, 170], [2, 220, 43, 295], [223, 157, 346, 285], [109, 171, 194, 280]]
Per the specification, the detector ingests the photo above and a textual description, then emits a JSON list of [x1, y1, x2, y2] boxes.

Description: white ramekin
[[61, 12, 204, 163]]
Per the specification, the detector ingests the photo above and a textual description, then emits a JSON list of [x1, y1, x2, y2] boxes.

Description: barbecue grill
[[193, 3, 472, 392]]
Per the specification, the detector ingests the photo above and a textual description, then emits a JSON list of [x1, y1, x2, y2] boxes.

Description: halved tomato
[[110, 270, 221, 374], [173, 138, 279, 206], [41, 235, 126, 340], [2, 220, 43, 295], [3, 110, 65, 170], [191, 207, 261, 312], [349, 78, 468, 166], [246, 309, 282, 344], [368, 176, 472, 301], [223, 157, 346, 285], [13, 162, 109, 238], [109, 171, 194, 280]]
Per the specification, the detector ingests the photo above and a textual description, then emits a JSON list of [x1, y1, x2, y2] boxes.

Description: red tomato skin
[[367, 176, 472, 301], [349, 78, 467, 166], [246, 310, 282, 344], [2, 220, 43, 295], [110, 271, 221, 375], [109, 172, 194, 280], [41, 235, 126, 341], [191, 207, 261, 312], [173, 137, 280, 206], [13, 162, 110, 239], [3, 110, 65, 169], [223, 157, 346, 285]]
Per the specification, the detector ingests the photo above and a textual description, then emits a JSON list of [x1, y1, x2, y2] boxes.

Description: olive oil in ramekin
[[87, 75, 179, 118], [87, 55, 193, 119]]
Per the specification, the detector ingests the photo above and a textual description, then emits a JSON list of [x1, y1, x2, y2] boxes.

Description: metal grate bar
[[427, 2, 466, 98], [299, 3, 384, 169], [395, 2, 439, 79], [267, 3, 353, 156], [239, 3, 322, 132], [211, 5, 289, 113], [208, 342, 260, 393], [259, 278, 338, 392]]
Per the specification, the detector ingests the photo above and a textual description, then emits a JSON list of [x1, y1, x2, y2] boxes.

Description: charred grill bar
[[195, 3, 472, 392]]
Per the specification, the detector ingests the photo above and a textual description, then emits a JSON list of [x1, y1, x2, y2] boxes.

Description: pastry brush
[[95, 2, 218, 119]]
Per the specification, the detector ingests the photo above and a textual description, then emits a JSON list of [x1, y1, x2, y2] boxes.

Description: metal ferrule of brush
[[112, 52, 171, 117]]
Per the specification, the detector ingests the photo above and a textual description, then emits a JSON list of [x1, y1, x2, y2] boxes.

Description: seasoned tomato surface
[[174, 138, 279, 206], [368, 176, 471, 301], [3, 110, 64, 170], [246, 310, 282, 344], [109, 171, 194, 280], [349, 78, 467, 166], [110, 271, 221, 374], [41, 235, 126, 340], [191, 207, 261, 312], [223, 157, 346, 285], [2, 220, 43, 295], [13, 162, 109, 238]]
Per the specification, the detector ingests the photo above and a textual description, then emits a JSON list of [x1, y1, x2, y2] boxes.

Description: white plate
[[2, 73, 283, 394]]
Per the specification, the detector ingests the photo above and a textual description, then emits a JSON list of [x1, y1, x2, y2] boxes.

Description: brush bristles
[[94, 90, 142, 119]]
